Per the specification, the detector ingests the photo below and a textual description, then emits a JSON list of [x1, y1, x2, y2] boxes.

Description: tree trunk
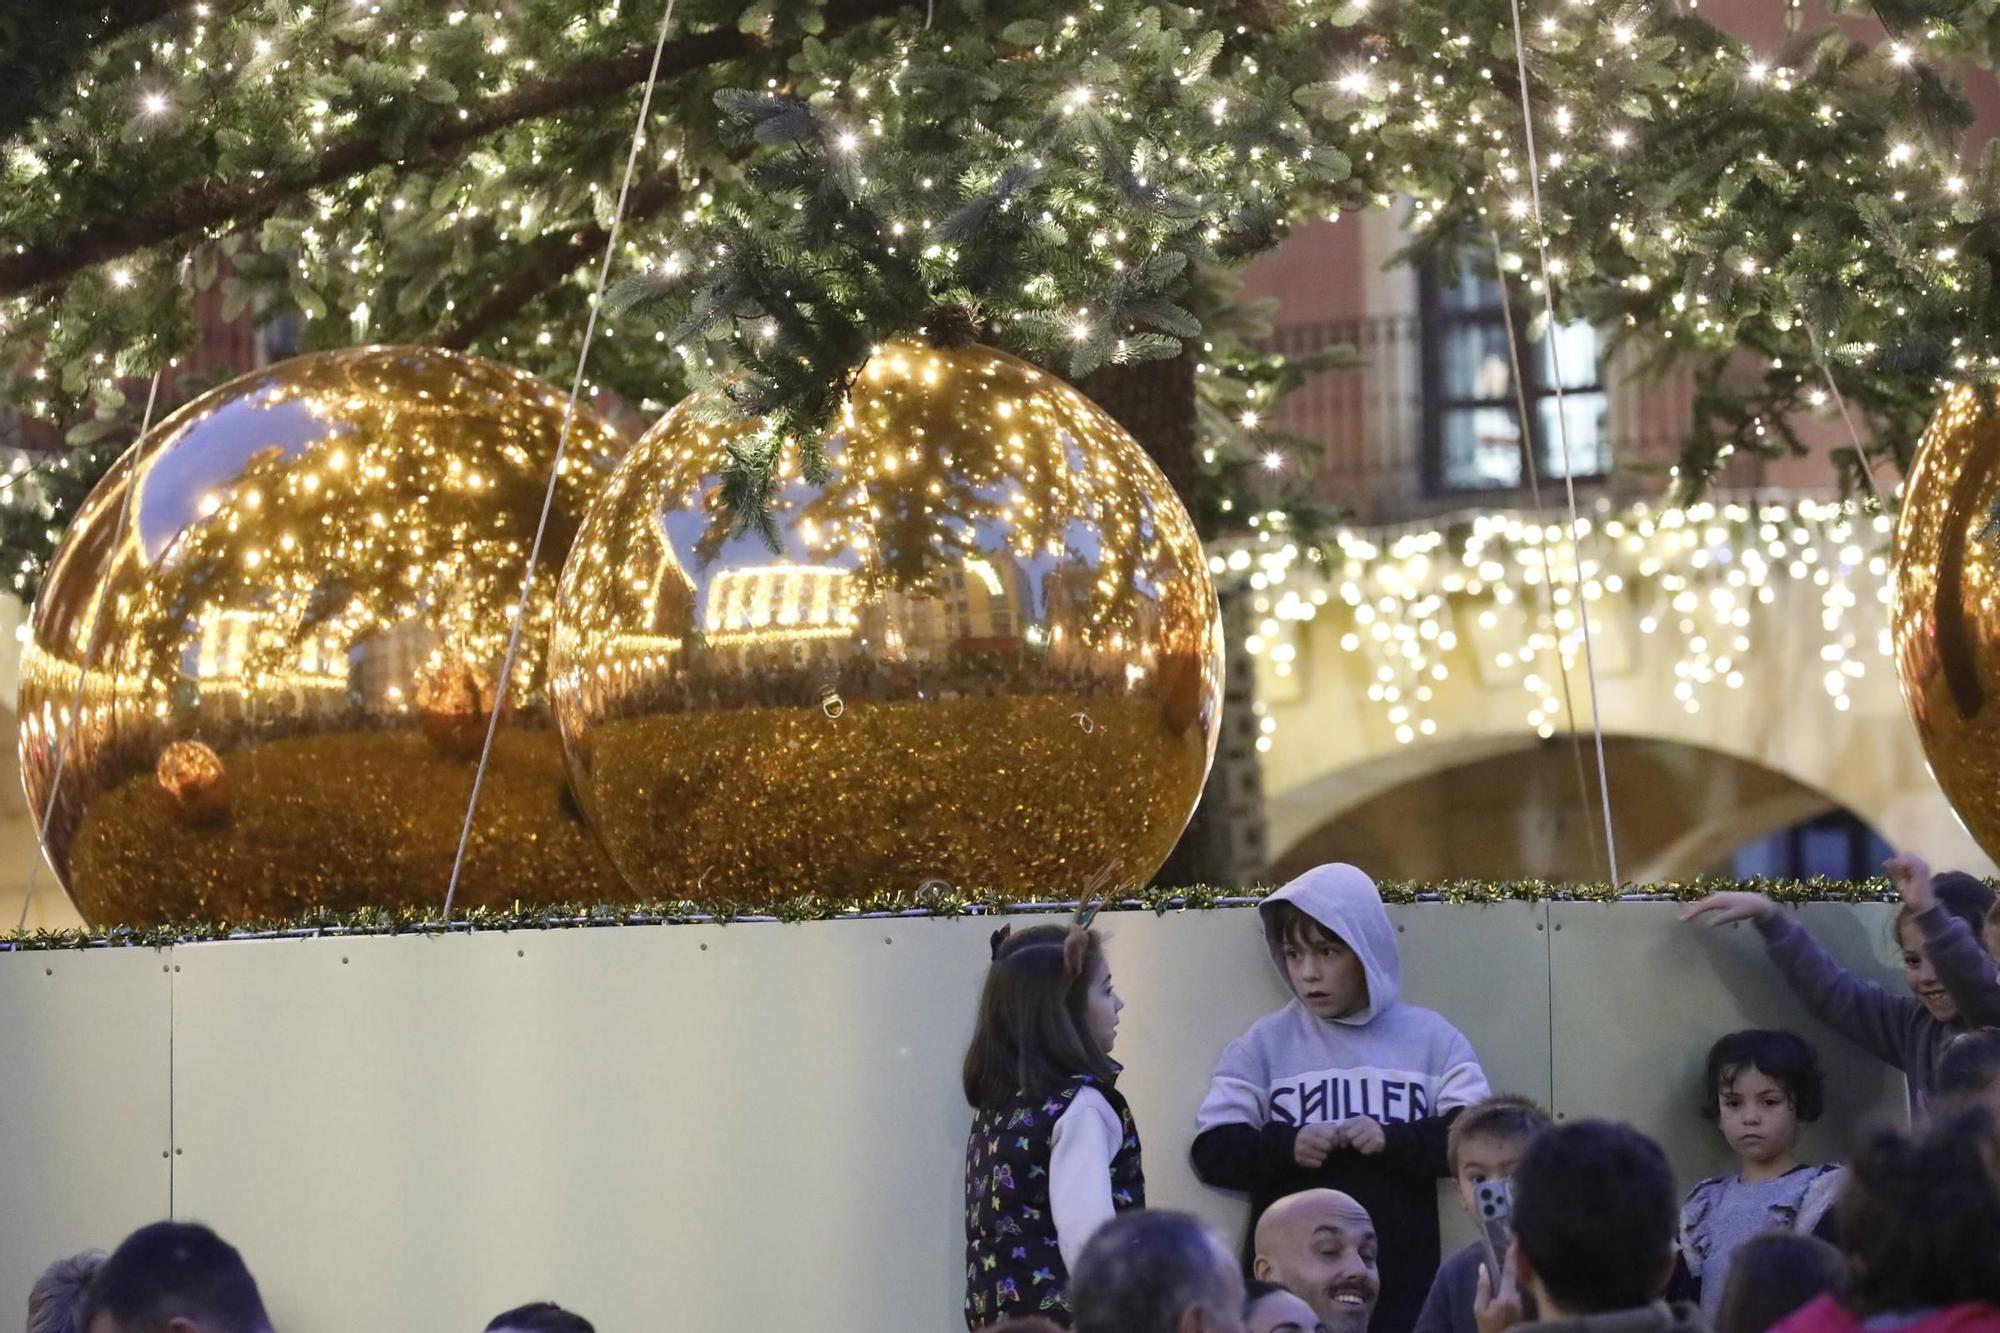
[[1076, 354, 1268, 891]]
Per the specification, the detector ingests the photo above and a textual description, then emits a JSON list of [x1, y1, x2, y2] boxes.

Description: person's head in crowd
[[1895, 873, 1994, 1022], [1834, 1113, 2000, 1317], [1511, 1120, 1679, 1319], [28, 1250, 106, 1333], [483, 1303, 594, 1333], [1713, 1232, 1844, 1333], [1937, 1030, 2000, 1120], [82, 1222, 271, 1333], [963, 923, 1121, 1109], [1985, 897, 2000, 960], [1448, 1093, 1552, 1220], [1071, 1210, 1245, 1333], [1701, 1029, 1824, 1178], [1251, 1189, 1378, 1333], [1243, 1280, 1325, 1333], [987, 1320, 1066, 1333]]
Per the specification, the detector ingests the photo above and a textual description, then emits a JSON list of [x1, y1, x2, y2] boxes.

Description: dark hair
[[987, 1320, 1066, 1333], [1700, 1030, 1826, 1123], [1895, 873, 1995, 944], [1836, 1113, 2000, 1314], [1448, 1093, 1554, 1174], [1072, 1210, 1241, 1333], [962, 924, 1115, 1110], [1262, 901, 1342, 953], [1244, 1278, 1295, 1312], [82, 1222, 269, 1333], [485, 1302, 595, 1333], [1938, 1030, 2000, 1104], [1714, 1232, 1845, 1333], [1512, 1120, 1678, 1314]]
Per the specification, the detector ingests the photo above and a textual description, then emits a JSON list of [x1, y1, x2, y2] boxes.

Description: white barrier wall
[[0, 902, 1909, 1332]]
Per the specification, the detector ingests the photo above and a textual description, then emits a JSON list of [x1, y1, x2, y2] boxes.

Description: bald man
[[1253, 1190, 1381, 1333]]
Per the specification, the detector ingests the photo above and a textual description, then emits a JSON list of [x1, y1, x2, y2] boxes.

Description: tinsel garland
[[0, 876, 1911, 951]]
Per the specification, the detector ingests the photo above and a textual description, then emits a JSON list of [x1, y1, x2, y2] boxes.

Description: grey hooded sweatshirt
[[1191, 864, 1490, 1333]]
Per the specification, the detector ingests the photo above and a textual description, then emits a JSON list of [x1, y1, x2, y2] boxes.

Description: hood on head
[[1258, 863, 1400, 1024]]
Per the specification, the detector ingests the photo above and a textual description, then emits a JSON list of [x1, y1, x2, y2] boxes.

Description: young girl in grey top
[[1680, 1030, 1844, 1322]]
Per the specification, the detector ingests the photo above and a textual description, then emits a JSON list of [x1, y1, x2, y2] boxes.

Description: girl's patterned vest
[[963, 1074, 1145, 1329]]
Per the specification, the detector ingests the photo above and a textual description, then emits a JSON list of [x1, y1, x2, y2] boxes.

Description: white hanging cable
[[1805, 322, 1884, 500], [441, 0, 682, 923], [1491, 232, 1608, 881], [1503, 0, 1622, 883], [17, 367, 167, 931]]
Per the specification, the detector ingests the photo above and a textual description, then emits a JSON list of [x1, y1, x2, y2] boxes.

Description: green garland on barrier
[[0, 876, 1912, 951]]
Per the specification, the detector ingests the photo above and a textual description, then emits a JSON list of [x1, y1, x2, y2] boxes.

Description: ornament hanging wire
[[442, 0, 686, 923]]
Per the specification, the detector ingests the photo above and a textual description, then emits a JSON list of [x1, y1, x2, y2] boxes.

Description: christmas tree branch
[[434, 171, 687, 350], [0, 0, 913, 298]]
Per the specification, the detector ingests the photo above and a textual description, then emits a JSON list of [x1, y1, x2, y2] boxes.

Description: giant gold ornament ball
[[1892, 381, 2000, 868], [549, 339, 1225, 906], [18, 346, 629, 926]]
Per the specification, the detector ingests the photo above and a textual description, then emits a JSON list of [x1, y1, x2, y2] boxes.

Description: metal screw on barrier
[[885, 936, 894, 945], [44, 967, 52, 976], [517, 949, 525, 958]]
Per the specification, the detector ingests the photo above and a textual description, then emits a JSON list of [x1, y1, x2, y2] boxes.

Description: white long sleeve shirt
[[1048, 1085, 1123, 1273]]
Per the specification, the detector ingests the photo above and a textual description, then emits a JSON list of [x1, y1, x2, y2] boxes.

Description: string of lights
[[1217, 493, 1894, 747]]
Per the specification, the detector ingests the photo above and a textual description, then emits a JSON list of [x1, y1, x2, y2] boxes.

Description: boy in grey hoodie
[[1192, 864, 1491, 1333]]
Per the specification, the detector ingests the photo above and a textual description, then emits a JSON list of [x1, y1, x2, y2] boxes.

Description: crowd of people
[[22, 851, 2000, 1333], [964, 854, 2000, 1333], [23, 1224, 596, 1333]]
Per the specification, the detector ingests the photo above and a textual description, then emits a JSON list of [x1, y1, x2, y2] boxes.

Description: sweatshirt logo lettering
[[1268, 1068, 1435, 1126]]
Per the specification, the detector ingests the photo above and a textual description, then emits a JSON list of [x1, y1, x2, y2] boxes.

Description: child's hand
[[1474, 1254, 1524, 1333], [1886, 852, 1936, 911], [1332, 1114, 1386, 1155], [1293, 1123, 1342, 1168], [1681, 891, 1777, 926]]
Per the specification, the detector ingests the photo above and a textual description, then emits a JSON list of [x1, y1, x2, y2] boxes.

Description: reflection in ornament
[[1894, 382, 2000, 867], [416, 655, 499, 761], [550, 340, 1225, 906], [156, 740, 229, 825], [18, 346, 629, 926]]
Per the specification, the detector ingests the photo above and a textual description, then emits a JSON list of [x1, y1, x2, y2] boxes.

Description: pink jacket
[[1774, 1295, 2000, 1333]]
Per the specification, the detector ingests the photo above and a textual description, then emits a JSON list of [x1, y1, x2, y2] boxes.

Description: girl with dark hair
[[963, 923, 1143, 1329], [1683, 853, 1998, 1113], [1714, 1233, 1844, 1333], [1774, 1114, 2000, 1333], [1681, 1031, 1845, 1321]]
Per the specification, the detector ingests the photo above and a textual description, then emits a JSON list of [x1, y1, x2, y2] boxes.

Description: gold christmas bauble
[[549, 340, 1224, 906], [1893, 382, 2000, 866], [19, 346, 629, 926]]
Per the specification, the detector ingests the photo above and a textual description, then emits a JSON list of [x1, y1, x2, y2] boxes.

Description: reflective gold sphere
[[19, 346, 630, 925], [550, 340, 1224, 906], [1893, 382, 2000, 867]]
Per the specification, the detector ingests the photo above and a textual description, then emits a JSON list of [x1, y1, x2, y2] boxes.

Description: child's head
[[1895, 873, 1994, 1023], [1937, 1030, 2000, 1120], [1447, 1094, 1554, 1219], [1836, 1113, 2000, 1316], [1264, 902, 1367, 1021], [961, 924, 1121, 1110], [1244, 1279, 1323, 1333], [1700, 1030, 1823, 1170], [1713, 1232, 1844, 1333]]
